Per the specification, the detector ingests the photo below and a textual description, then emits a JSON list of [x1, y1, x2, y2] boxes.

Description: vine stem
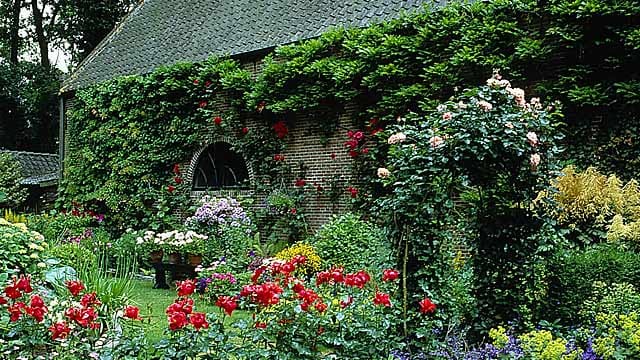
[[402, 224, 409, 339]]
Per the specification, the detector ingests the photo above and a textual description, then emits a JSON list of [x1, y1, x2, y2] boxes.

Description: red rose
[[124, 305, 141, 320], [16, 275, 32, 293], [215, 296, 238, 316], [65, 280, 85, 297], [80, 292, 101, 308], [272, 121, 289, 139], [189, 312, 209, 330], [193, 79, 199, 85], [255, 321, 267, 329], [173, 164, 181, 175], [362, 147, 369, 154], [168, 311, 188, 331], [241, 127, 249, 135], [382, 269, 400, 282], [4, 284, 21, 299], [167, 185, 176, 193], [8, 302, 25, 322], [349, 150, 359, 158], [373, 292, 392, 307], [49, 321, 71, 340], [25, 305, 47, 322], [214, 116, 222, 125], [419, 298, 437, 314], [174, 176, 183, 184], [199, 100, 208, 108], [274, 154, 285, 161], [290, 208, 297, 215], [347, 186, 358, 198], [315, 301, 328, 313], [176, 280, 196, 297], [295, 178, 306, 187]]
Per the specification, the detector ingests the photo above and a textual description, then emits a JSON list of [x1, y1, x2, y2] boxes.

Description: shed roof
[[61, 0, 434, 92], [0, 151, 59, 186]]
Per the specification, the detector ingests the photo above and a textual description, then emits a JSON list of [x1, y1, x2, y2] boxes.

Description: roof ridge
[[0, 150, 59, 157], [59, 0, 146, 93]]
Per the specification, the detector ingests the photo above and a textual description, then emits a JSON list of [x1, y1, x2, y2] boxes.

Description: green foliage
[[310, 213, 391, 271], [0, 153, 27, 209], [45, 243, 97, 270], [580, 281, 640, 321], [62, 57, 285, 231], [27, 211, 93, 243], [546, 245, 640, 324], [0, 219, 48, 274], [536, 166, 640, 244]]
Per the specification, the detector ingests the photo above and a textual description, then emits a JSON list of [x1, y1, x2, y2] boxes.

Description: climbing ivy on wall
[[63, 0, 640, 230], [61, 58, 287, 229]]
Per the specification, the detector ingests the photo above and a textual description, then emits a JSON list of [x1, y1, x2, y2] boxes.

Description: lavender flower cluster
[[186, 196, 251, 228]]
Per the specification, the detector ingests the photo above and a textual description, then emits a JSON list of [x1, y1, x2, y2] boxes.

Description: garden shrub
[[45, 243, 98, 271], [545, 244, 640, 324], [309, 213, 392, 272], [274, 242, 322, 275], [579, 281, 640, 321], [0, 153, 27, 209], [27, 211, 94, 243], [375, 75, 563, 337], [536, 166, 640, 243], [0, 219, 48, 274]]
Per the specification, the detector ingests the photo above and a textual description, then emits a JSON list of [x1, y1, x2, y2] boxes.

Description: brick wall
[[180, 56, 356, 231]]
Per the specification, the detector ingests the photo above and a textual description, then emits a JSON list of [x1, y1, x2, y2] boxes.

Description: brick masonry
[[181, 56, 356, 231]]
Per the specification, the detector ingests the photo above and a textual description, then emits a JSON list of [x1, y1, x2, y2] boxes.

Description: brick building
[[59, 0, 431, 228]]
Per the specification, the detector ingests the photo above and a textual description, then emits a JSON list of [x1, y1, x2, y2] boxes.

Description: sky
[[19, 3, 71, 73]]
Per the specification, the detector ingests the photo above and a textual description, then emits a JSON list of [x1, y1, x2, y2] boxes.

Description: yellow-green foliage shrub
[[591, 312, 640, 359], [0, 218, 48, 273], [274, 242, 321, 275], [519, 329, 582, 360], [536, 166, 640, 242]]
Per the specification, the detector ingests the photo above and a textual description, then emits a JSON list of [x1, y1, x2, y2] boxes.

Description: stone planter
[[149, 250, 164, 263], [188, 254, 203, 266], [167, 252, 182, 264]]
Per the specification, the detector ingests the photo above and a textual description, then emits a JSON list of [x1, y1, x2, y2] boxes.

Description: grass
[[128, 279, 249, 342]]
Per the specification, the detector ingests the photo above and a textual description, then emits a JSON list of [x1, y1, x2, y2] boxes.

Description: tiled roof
[[61, 0, 435, 92], [0, 151, 59, 186]]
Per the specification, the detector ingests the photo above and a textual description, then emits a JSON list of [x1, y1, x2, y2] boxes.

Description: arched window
[[192, 142, 249, 190]]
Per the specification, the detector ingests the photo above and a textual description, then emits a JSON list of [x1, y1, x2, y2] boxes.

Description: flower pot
[[168, 252, 182, 264], [188, 254, 203, 266], [149, 250, 164, 263]]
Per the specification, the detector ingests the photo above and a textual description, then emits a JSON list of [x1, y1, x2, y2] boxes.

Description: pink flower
[[526, 131, 539, 147], [387, 132, 407, 145], [429, 136, 444, 148], [477, 101, 493, 112], [377, 168, 391, 179], [530, 153, 541, 171], [442, 112, 452, 121]]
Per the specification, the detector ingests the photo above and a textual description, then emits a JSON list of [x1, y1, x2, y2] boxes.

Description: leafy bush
[[580, 281, 640, 321], [0, 153, 27, 209], [0, 219, 48, 274], [274, 242, 322, 275], [27, 211, 94, 243], [545, 245, 640, 324], [310, 213, 391, 272], [45, 243, 97, 270], [536, 166, 640, 243]]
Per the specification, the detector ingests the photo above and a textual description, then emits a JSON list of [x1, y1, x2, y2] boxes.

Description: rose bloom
[[124, 305, 141, 320], [530, 153, 541, 171], [526, 131, 539, 146], [429, 136, 444, 148], [373, 292, 392, 307], [189, 312, 209, 331], [382, 269, 399, 281], [387, 132, 407, 144], [377, 167, 391, 179], [477, 101, 493, 112], [419, 298, 437, 314], [442, 112, 453, 121]]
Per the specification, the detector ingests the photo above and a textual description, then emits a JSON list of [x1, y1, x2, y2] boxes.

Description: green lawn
[[128, 279, 249, 342]]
